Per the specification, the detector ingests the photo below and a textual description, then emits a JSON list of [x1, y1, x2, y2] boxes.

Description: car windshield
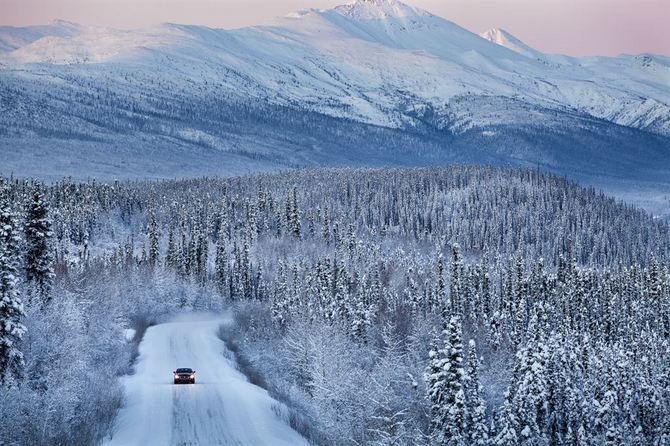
[[176, 368, 193, 373]]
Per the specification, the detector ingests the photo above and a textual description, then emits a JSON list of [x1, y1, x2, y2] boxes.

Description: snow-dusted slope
[[334, 0, 429, 19], [5, 24, 186, 64], [480, 28, 538, 58], [1, 0, 668, 134], [0, 20, 81, 53], [102, 313, 310, 446], [0, 0, 669, 205]]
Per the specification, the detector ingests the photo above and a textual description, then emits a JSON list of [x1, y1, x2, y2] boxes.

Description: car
[[173, 368, 196, 384]]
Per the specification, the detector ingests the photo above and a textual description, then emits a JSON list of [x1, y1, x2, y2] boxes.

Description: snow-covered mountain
[[0, 20, 81, 53], [2, 0, 668, 133], [1, 0, 669, 211], [479, 28, 538, 58]]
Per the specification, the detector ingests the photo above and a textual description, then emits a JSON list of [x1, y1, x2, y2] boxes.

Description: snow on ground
[[479, 28, 539, 58], [102, 313, 310, 446], [123, 328, 136, 343]]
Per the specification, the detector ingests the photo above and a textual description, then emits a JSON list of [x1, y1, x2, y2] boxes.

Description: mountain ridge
[[6, 2, 666, 135], [0, 0, 669, 216], [2, 0, 668, 135], [334, 0, 431, 19]]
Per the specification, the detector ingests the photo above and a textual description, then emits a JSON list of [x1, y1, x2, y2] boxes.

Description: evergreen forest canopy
[[1, 166, 669, 445]]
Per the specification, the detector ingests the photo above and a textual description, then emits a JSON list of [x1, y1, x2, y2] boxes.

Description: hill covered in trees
[[1, 166, 669, 444]]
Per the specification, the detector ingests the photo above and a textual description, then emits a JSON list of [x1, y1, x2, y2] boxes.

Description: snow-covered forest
[[2, 166, 670, 445]]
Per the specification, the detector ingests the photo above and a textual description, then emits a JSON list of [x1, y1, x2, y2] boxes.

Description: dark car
[[173, 368, 196, 384]]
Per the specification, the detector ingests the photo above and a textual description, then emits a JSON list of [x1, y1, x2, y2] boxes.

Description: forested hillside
[[1, 166, 669, 444]]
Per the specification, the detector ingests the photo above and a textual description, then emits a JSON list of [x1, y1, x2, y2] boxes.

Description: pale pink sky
[[1, 0, 668, 56]]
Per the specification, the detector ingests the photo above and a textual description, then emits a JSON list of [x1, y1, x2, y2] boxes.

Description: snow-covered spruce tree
[[0, 185, 26, 387], [24, 189, 55, 302], [245, 200, 258, 242], [465, 340, 489, 445], [426, 317, 467, 445], [146, 211, 160, 269], [240, 237, 252, 299], [350, 293, 370, 340], [510, 311, 549, 444], [494, 391, 519, 446], [445, 317, 467, 446], [592, 355, 625, 446], [450, 244, 463, 318], [286, 186, 301, 239], [271, 259, 289, 328], [346, 223, 357, 257], [488, 310, 502, 350], [321, 207, 330, 244], [196, 230, 208, 286], [426, 334, 447, 444], [214, 225, 228, 296], [333, 258, 349, 321], [436, 254, 448, 321], [165, 226, 177, 271]]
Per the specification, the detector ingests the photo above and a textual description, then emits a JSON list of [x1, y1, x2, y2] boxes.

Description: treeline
[[1, 166, 669, 444]]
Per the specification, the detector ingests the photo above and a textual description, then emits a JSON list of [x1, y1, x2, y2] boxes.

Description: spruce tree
[[426, 334, 448, 444], [322, 207, 330, 244], [511, 316, 549, 444], [241, 238, 252, 299], [437, 254, 448, 321], [488, 310, 503, 350], [165, 227, 177, 270], [214, 226, 227, 295], [465, 340, 489, 445], [196, 230, 208, 286], [494, 391, 519, 446], [427, 317, 467, 445], [271, 260, 288, 328], [450, 244, 463, 317], [290, 186, 301, 239], [147, 211, 160, 269], [285, 186, 301, 239], [442, 316, 467, 445], [24, 189, 55, 302], [0, 186, 26, 386]]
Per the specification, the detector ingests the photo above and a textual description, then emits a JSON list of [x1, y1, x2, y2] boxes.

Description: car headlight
[[190, 374, 194, 378]]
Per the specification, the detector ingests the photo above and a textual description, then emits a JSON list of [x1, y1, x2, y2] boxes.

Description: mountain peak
[[50, 19, 82, 30], [334, 0, 430, 20], [480, 28, 536, 57]]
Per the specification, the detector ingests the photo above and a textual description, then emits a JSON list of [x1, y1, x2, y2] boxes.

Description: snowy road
[[103, 313, 310, 446]]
